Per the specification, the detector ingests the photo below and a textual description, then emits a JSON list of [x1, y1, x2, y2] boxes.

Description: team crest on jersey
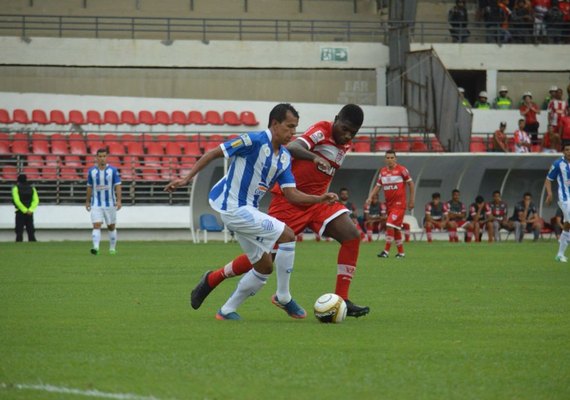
[[309, 130, 325, 144], [241, 134, 252, 146], [263, 146, 271, 157], [391, 214, 398, 220], [280, 152, 289, 165]]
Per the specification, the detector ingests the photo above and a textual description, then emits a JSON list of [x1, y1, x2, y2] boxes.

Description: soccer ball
[[314, 293, 347, 323]]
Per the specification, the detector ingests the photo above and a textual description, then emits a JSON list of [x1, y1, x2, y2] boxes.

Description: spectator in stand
[[481, 0, 507, 43], [489, 190, 515, 241], [424, 192, 454, 243], [363, 193, 386, 242], [512, 192, 542, 242], [339, 188, 366, 241], [559, 112, 570, 146], [543, 123, 562, 152], [449, 0, 470, 43], [493, 86, 514, 109], [446, 189, 467, 242], [548, 87, 568, 132], [498, 0, 513, 43], [545, 2, 565, 43], [464, 195, 494, 243], [533, 0, 552, 43], [511, 0, 534, 42], [458, 87, 472, 108], [542, 85, 558, 109], [474, 91, 492, 109], [551, 207, 564, 240], [514, 118, 532, 152], [491, 121, 509, 152], [520, 91, 541, 144]]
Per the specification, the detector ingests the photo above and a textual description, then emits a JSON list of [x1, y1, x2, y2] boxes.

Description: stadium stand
[[0, 109, 12, 124], [31, 110, 49, 125], [86, 110, 103, 125], [49, 110, 68, 125], [69, 110, 85, 125], [13, 109, 30, 124], [138, 110, 155, 125], [120, 111, 138, 125], [155, 111, 171, 125], [222, 111, 241, 126], [188, 111, 206, 125], [204, 111, 223, 126], [239, 111, 259, 126], [171, 111, 188, 125], [104, 110, 121, 125]]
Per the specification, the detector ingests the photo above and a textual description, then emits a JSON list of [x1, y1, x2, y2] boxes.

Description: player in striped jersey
[[165, 103, 337, 320], [545, 143, 570, 262], [85, 148, 122, 255]]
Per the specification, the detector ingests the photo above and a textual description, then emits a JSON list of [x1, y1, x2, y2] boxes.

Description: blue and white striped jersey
[[209, 130, 296, 212], [547, 157, 570, 202], [87, 165, 121, 207]]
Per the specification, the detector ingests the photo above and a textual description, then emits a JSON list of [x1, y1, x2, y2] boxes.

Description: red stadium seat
[[171, 111, 188, 125], [353, 142, 371, 152], [469, 142, 487, 152], [0, 133, 8, 141], [374, 136, 392, 152], [188, 111, 206, 125], [119, 165, 137, 181], [126, 142, 144, 156], [430, 138, 445, 152], [86, 110, 103, 125], [64, 155, 82, 167], [108, 142, 125, 155], [121, 134, 140, 144], [70, 140, 87, 155], [165, 142, 182, 156], [139, 166, 162, 181], [205, 111, 223, 125], [13, 109, 30, 124], [60, 166, 81, 181], [0, 109, 13, 124], [41, 165, 58, 181], [155, 134, 171, 146], [69, 133, 84, 142], [26, 155, 44, 168], [392, 139, 411, 152], [23, 167, 41, 181], [32, 139, 49, 155], [69, 110, 85, 125], [103, 133, 119, 143], [144, 142, 164, 166], [411, 141, 429, 152], [240, 111, 259, 126], [155, 111, 171, 125], [50, 135, 68, 155], [0, 140, 10, 155], [1, 165, 19, 181], [531, 144, 542, 152], [203, 134, 225, 152], [31, 109, 49, 125], [103, 110, 120, 125], [12, 133, 30, 153], [120, 111, 138, 125], [182, 141, 202, 156], [138, 110, 155, 125], [49, 110, 67, 125], [123, 155, 141, 169], [106, 155, 122, 167], [222, 111, 241, 126]]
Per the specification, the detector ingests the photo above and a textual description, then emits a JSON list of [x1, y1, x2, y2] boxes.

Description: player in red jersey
[[190, 104, 370, 318], [424, 192, 454, 242], [366, 150, 415, 258]]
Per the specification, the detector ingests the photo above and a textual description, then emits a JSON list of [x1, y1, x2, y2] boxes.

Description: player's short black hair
[[432, 192, 440, 199], [17, 174, 27, 183], [523, 192, 532, 198], [492, 190, 501, 196], [386, 150, 396, 156], [452, 189, 460, 195], [268, 103, 299, 128], [339, 187, 349, 193], [337, 104, 364, 127], [96, 148, 108, 155], [475, 195, 484, 203]]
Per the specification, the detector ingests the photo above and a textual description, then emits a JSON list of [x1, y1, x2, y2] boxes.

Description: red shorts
[[268, 194, 350, 236], [386, 208, 405, 229]]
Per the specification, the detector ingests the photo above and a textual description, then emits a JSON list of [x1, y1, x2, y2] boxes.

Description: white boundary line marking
[[0, 382, 166, 400]]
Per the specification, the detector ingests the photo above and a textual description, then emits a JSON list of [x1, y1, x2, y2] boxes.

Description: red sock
[[394, 229, 404, 253], [466, 229, 473, 243], [385, 227, 394, 252], [207, 254, 252, 288], [335, 238, 359, 300]]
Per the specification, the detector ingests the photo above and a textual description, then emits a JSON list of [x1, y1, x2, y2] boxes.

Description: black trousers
[[15, 212, 37, 242]]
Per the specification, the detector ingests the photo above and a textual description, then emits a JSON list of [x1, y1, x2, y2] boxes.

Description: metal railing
[[1, 14, 569, 43]]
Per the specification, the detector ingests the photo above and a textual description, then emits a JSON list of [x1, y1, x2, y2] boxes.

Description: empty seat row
[[0, 109, 259, 127], [351, 135, 445, 153]]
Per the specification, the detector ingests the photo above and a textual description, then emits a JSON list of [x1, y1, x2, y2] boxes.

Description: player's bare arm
[[281, 187, 338, 205], [164, 147, 224, 192], [85, 186, 92, 211], [544, 178, 553, 205], [287, 140, 330, 170], [115, 184, 122, 210], [365, 185, 381, 205], [407, 181, 415, 210]]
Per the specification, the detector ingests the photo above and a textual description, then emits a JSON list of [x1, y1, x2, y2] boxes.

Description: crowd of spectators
[[448, 0, 570, 44]]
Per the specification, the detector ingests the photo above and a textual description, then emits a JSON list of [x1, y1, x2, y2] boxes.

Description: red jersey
[[520, 102, 539, 125], [271, 120, 351, 196], [376, 164, 412, 209]]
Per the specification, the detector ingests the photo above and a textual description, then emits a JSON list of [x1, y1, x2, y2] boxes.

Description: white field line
[[0, 382, 168, 400]]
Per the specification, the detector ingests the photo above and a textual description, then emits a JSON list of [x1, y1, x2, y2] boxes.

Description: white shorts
[[558, 201, 570, 224], [91, 207, 117, 226], [220, 205, 285, 264]]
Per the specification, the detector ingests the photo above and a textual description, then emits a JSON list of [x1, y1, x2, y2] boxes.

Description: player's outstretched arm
[[365, 185, 380, 205], [287, 140, 330, 170], [282, 187, 338, 205], [544, 178, 553, 205], [164, 147, 223, 192]]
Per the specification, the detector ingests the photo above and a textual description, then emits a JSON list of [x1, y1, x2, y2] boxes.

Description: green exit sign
[[320, 47, 348, 62]]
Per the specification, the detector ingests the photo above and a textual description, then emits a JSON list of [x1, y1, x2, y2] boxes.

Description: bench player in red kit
[[190, 104, 370, 318], [366, 150, 415, 258]]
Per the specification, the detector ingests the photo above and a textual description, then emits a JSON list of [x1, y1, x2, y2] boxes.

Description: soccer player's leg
[[318, 205, 369, 318], [425, 220, 433, 243], [90, 207, 103, 255], [556, 201, 570, 262], [486, 220, 494, 243]]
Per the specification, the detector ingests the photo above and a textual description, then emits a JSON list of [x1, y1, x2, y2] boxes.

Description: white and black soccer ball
[[314, 293, 347, 323]]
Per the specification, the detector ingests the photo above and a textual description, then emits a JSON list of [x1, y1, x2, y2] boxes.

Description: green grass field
[[1, 240, 569, 400]]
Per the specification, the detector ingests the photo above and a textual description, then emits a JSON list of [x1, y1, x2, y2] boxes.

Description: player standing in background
[[424, 192, 453, 242], [489, 190, 514, 241], [85, 148, 122, 255], [190, 104, 370, 318], [445, 189, 466, 243], [545, 143, 570, 262], [366, 150, 415, 258], [166, 103, 337, 320]]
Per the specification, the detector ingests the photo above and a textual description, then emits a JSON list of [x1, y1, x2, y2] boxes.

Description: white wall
[[471, 109, 549, 135]]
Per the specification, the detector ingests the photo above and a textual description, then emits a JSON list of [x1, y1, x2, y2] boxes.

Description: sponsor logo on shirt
[[310, 130, 325, 144]]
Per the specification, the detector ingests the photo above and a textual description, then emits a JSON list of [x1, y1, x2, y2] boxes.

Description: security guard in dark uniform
[[11, 174, 39, 242]]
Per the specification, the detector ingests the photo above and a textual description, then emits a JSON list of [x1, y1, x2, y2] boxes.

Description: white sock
[[220, 269, 269, 314], [92, 229, 101, 250], [558, 230, 570, 257], [109, 229, 117, 251], [274, 241, 296, 304]]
